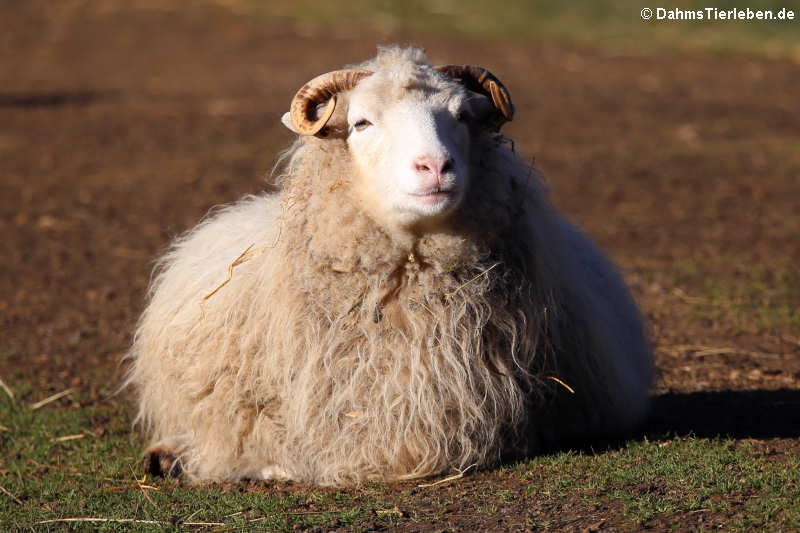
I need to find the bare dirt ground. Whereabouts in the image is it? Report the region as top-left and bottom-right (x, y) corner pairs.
(1, 2), (799, 531)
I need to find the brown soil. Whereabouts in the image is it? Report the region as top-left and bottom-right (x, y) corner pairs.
(1, 2), (798, 531)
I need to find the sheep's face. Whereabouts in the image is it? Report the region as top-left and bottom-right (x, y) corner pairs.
(345, 72), (472, 230)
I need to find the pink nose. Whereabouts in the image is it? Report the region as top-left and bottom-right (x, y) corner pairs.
(412, 155), (454, 184)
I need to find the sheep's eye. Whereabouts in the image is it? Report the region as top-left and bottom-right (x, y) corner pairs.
(354, 119), (373, 131)
(456, 110), (469, 122)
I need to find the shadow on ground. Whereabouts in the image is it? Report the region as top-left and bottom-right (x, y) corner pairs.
(645, 389), (800, 440)
(537, 389), (800, 457)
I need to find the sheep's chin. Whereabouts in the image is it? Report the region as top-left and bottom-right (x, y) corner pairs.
(390, 190), (463, 228)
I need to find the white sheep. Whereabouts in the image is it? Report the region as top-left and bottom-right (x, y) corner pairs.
(126, 46), (652, 486)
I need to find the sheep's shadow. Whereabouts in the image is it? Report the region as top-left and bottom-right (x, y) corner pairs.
(642, 388), (800, 440)
(534, 389), (800, 458)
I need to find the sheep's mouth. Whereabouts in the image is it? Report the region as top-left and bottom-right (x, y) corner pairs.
(408, 187), (460, 205)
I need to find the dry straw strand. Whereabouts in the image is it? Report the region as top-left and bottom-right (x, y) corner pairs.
(656, 344), (782, 359)
(445, 263), (499, 299)
(30, 388), (74, 410)
(129, 466), (160, 508)
(50, 433), (85, 443)
(203, 242), (270, 302)
(0, 376), (14, 403)
(417, 463), (477, 487)
(107, 484), (159, 492)
(203, 243), (258, 302)
(106, 471), (160, 492)
(0, 484), (23, 505)
(546, 376), (576, 394)
(35, 518), (226, 526)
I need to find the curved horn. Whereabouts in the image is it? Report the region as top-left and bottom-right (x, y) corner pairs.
(434, 65), (514, 125)
(289, 70), (373, 136)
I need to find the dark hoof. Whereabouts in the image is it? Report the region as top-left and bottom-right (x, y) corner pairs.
(143, 447), (182, 478)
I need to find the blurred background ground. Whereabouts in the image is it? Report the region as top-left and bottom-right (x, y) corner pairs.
(1, 1), (798, 531)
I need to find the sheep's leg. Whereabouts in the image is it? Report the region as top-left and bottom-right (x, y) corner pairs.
(142, 440), (184, 478)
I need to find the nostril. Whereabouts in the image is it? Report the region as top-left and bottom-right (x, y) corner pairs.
(413, 156), (454, 177)
(415, 161), (432, 173)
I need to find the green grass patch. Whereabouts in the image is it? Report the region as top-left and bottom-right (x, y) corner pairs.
(208, 0), (800, 60)
(519, 437), (800, 529)
(630, 256), (800, 336)
(0, 391), (382, 531)
(669, 260), (800, 334)
(1, 384), (798, 530)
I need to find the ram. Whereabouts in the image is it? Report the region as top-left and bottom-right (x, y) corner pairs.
(126, 46), (653, 486)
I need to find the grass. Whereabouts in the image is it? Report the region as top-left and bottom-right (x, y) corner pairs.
(642, 259), (800, 335)
(697, 267), (800, 333)
(0, 389), (383, 531)
(2, 384), (799, 531)
(520, 437), (800, 528)
(207, 0), (800, 60)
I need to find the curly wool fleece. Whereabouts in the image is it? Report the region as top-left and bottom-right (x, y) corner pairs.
(125, 46), (652, 486)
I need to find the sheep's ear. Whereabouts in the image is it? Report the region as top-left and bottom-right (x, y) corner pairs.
(281, 112), (302, 134)
(468, 95), (505, 131)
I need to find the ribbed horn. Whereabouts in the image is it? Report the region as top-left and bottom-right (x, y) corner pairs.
(289, 70), (373, 136)
(434, 65), (514, 125)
